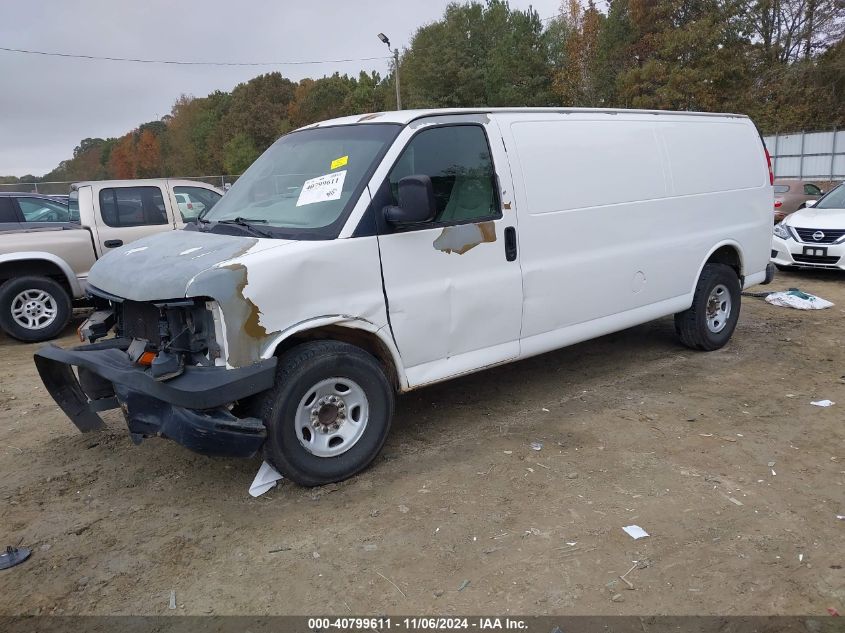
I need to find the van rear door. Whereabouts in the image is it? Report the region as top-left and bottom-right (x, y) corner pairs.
(375, 118), (523, 387)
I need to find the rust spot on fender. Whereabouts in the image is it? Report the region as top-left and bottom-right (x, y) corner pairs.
(218, 263), (273, 367)
(503, 201), (512, 210)
(432, 221), (496, 255)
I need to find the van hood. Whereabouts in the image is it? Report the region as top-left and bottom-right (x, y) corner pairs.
(87, 230), (293, 301)
(784, 206), (845, 230)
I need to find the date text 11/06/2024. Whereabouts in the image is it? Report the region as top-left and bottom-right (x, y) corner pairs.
(307, 618), (528, 630)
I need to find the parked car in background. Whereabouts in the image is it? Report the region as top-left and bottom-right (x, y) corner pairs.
(773, 179), (824, 222)
(0, 192), (74, 226)
(772, 183), (845, 270)
(0, 179), (222, 342)
(49, 195), (70, 205)
(34, 107), (774, 486)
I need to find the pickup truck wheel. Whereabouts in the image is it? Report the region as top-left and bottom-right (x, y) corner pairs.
(260, 341), (394, 487)
(674, 263), (741, 351)
(0, 276), (72, 342)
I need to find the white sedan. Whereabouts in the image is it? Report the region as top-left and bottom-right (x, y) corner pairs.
(771, 183), (845, 271)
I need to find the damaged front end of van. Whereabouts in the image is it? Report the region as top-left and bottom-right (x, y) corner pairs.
(33, 230), (286, 458)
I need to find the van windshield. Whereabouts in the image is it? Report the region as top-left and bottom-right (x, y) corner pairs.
(202, 124), (401, 238)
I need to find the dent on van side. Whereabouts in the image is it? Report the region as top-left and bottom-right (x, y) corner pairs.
(33, 107), (774, 487)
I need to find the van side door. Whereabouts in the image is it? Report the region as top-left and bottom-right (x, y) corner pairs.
(374, 119), (523, 388)
(91, 185), (177, 255)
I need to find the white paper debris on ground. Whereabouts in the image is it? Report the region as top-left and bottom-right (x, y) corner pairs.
(837, 515), (845, 520)
(622, 525), (649, 540)
(249, 461), (284, 497)
(810, 399), (835, 407)
(530, 441), (543, 451)
(765, 290), (833, 310)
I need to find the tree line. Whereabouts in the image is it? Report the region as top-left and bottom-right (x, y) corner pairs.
(6, 0), (843, 185)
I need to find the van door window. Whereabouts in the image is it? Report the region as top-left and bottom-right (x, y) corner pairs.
(804, 183), (822, 196)
(99, 187), (168, 227)
(388, 125), (500, 225)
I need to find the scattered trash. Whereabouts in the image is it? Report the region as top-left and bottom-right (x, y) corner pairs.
(458, 579), (471, 591)
(169, 590), (176, 610)
(542, 408), (550, 412)
(565, 541), (577, 546)
(799, 554), (804, 562)
(503, 450), (513, 455)
(764, 288), (834, 310)
(828, 607), (840, 617)
(610, 593), (625, 603)
(836, 515), (845, 520)
(248, 461), (283, 497)
(312, 551), (320, 559)
(0, 545), (31, 570)
(622, 525), (649, 540)
(398, 504), (409, 513)
(525, 527), (541, 537)
(811, 400), (835, 407)
(768, 461), (776, 467)
(772, 469), (777, 476)
(268, 546), (291, 553)
(530, 441), (543, 451)
(728, 497), (744, 506)
(566, 472), (579, 480)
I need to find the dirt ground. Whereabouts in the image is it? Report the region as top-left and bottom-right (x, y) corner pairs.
(1, 269), (843, 616)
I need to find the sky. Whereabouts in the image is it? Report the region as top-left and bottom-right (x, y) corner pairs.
(0, 0), (563, 178)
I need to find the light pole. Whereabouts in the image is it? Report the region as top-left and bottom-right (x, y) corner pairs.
(377, 33), (401, 110)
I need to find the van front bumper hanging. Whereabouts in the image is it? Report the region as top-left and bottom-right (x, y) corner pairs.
(34, 340), (277, 458)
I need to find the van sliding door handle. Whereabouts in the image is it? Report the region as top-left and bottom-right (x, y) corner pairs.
(504, 226), (517, 261)
(104, 239), (123, 248)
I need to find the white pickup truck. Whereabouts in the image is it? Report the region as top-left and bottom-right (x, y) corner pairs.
(0, 179), (223, 341)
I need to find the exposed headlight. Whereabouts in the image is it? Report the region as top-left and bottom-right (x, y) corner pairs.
(773, 223), (791, 240)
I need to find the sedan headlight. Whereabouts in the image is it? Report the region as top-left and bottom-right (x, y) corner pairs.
(773, 223), (792, 240)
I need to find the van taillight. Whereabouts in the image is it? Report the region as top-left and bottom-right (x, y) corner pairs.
(764, 147), (774, 185)
(774, 198), (783, 208)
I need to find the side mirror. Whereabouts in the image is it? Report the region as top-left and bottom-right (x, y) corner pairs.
(383, 175), (437, 225)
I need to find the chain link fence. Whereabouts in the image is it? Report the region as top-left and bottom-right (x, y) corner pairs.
(0, 175), (241, 196)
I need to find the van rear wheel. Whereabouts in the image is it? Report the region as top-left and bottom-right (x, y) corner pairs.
(260, 341), (394, 487)
(674, 263), (741, 351)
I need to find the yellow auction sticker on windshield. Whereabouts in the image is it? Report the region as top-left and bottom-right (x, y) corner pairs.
(330, 155), (349, 170)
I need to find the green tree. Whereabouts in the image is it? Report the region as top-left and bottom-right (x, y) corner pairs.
(223, 133), (259, 175)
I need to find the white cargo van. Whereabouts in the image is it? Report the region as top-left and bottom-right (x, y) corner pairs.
(35, 108), (774, 486)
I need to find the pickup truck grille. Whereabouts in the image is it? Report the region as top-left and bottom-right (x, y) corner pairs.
(794, 228), (845, 244)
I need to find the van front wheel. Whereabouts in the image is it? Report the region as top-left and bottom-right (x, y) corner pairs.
(260, 341), (395, 487)
(674, 263), (741, 351)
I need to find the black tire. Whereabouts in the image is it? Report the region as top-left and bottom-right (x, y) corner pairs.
(259, 340), (395, 487)
(674, 263), (741, 351)
(0, 276), (72, 343)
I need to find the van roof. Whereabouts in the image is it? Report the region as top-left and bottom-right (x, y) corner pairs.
(300, 107), (750, 130)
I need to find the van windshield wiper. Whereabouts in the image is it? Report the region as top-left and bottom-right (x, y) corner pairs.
(214, 217), (274, 238)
